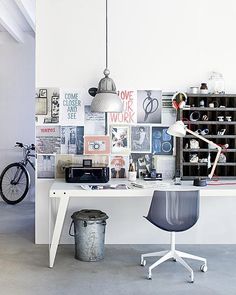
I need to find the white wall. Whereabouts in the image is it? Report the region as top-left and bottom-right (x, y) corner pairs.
(36, 0), (236, 244)
(0, 33), (35, 201)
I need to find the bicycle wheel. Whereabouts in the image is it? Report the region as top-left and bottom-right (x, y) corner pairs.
(0, 163), (30, 205)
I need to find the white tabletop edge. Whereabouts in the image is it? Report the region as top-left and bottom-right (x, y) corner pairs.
(49, 179), (236, 198)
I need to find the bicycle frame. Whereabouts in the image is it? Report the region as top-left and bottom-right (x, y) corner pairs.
(12, 145), (35, 185)
(11, 164), (26, 185)
(21, 147), (35, 170)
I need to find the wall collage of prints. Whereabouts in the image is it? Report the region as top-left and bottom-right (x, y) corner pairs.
(35, 88), (174, 179)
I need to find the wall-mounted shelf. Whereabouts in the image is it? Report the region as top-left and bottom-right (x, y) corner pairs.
(183, 107), (236, 111)
(185, 135), (236, 138)
(179, 94), (236, 180)
(183, 121), (236, 125)
(183, 162), (236, 166)
(183, 149), (236, 152)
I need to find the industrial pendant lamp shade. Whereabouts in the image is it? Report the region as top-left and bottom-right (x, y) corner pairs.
(91, 70), (123, 112)
(90, 0), (123, 113)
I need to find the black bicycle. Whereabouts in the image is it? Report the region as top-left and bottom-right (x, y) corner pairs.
(0, 142), (35, 205)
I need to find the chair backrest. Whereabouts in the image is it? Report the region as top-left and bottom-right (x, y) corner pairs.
(146, 190), (200, 232)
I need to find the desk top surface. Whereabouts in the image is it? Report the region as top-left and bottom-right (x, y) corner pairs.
(49, 179), (236, 198)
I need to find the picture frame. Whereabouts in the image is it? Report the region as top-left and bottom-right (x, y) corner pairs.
(51, 96), (59, 118)
(152, 126), (173, 155)
(39, 89), (47, 98)
(110, 155), (129, 179)
(36, 97), (48, 115)
(131, 125), (151, 153)
(84, 136), (110, 155)
(131, 153), (153, 176)
(137, 90), (162, 124)
(110, 125), (130, 154)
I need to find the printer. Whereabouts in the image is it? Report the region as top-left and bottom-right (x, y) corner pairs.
(65, 160), (109, 183)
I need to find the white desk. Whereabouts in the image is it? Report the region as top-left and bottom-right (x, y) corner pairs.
(49, 179), (236, 268)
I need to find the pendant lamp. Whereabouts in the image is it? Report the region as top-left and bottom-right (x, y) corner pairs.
(91, 0), (123, 113)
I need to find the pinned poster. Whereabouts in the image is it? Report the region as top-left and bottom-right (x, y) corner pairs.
(35, 87), (60, 125)
(36, 126), (61, 154)
(137, 90), (162, 124)
(108, 90), (137, 124)
(59, 89), (84, 125)
(84, 105), (105, 135)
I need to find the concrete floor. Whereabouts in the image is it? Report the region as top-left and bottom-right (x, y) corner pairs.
(0, 202), (235, 295)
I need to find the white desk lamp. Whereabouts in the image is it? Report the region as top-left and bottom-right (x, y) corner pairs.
(167, 121), (222, 186)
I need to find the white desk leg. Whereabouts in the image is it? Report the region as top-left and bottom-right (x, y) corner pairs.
(49, 196), (69, 268)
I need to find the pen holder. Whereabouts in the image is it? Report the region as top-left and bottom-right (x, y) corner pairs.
(128, 171), (137, 182)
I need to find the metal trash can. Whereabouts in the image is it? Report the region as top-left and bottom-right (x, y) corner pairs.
(69, 209), (109, 262)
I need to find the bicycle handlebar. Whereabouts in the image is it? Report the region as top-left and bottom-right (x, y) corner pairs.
(15, 142), (35, 150)
(16, 142), (23, 148)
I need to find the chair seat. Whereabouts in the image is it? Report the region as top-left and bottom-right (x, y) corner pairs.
(140, 189), (207, 283)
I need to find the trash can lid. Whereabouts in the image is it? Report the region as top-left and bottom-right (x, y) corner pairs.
(71, 209), (109, 221)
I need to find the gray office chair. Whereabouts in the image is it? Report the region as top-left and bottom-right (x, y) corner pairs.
(141, 190), (207, 283)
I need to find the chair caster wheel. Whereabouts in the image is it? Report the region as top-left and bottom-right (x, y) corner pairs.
(172, 258), (177, 262)
(147, 274), (152, 280)
(200, 264), (208, 272)
(189, 274), (194, 283)
(140, 258), (146, 266)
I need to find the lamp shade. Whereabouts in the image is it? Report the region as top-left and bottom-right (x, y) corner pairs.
(167, 121), (186, 137)
(91, 92), (123, 112)
(91, 70), (123, 113)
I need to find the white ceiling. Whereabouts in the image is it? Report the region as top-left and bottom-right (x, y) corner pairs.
(0, 0), (35, 42)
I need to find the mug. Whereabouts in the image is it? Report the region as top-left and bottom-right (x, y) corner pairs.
(209, 103), (214, 108)
(128, 171), (137, 182)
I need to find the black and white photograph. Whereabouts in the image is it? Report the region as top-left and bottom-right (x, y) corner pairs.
(131, 153), (153, 177)
(37, 155), (55, 178)
(36, 87), (60, 124)
(137, 90), (162, 124)
(39, 89), (47, 98)
(60, 126), (84, 154)
(131, 125), (151, 152)
(51, 95), (59, 119)
(152, 126), (173, 155)
(84, 105), (105, 135)
(36, 126), (61, 154)
(111, 126), (130, 154)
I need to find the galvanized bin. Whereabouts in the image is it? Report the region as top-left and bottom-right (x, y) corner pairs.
(69, 209), (109, 262)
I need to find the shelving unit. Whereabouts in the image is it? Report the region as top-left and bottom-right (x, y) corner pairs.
(179, 94), (236, 180)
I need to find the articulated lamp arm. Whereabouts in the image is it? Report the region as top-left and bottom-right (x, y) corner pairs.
(186, 128), (222, 179)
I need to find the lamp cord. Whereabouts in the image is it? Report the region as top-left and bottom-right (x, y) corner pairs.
(105, 0), (108, 70)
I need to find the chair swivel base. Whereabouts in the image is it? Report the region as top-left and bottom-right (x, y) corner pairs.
(141, 249), (207, 283)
